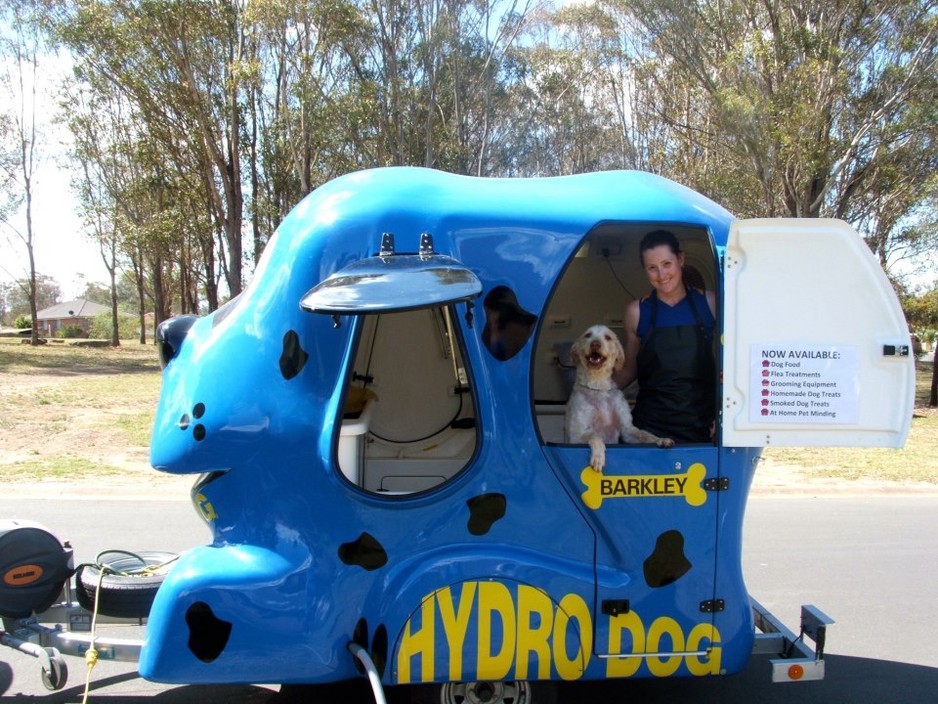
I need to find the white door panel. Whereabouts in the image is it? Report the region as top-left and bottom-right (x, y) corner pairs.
(722, 218), (913, 448)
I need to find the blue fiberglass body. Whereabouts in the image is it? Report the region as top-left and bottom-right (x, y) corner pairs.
(140, 168), (759, 686)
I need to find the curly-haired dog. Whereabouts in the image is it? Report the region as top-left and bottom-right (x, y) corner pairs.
(564, 325), (674, 472)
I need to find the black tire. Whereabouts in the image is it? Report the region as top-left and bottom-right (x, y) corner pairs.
(410, 680), (558, 704)
(75, 550), (177, 619)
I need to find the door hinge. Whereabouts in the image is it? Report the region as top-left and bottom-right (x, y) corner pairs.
(700, 599), (725, 614)
(704, 477), (730, 492)
(602, 599), (630, 617)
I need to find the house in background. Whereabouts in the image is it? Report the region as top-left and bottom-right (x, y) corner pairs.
(35, 299), (109, 337)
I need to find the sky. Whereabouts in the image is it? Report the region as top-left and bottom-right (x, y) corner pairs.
(0, 161), (110, 301)
(0, 39), (110, 302)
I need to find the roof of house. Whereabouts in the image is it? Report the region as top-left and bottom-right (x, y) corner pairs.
(36, 299), (109, 321)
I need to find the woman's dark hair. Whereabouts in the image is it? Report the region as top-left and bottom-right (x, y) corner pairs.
(639, 229), (682, 260)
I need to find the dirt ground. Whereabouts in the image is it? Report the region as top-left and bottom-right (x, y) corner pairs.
(0, 362), (193, 499)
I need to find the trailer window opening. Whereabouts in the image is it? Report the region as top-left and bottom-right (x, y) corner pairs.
(336, 304), (478, 494)
(533, 223), (719, 446)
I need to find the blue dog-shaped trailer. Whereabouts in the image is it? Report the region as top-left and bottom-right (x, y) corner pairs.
(141, 168), (913, 702)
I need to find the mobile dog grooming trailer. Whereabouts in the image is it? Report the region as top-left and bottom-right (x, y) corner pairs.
(1, 168), (913, 702)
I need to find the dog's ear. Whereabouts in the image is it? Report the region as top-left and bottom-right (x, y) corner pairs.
(612, 336), (625, 371)
(570, 341), (581, 366)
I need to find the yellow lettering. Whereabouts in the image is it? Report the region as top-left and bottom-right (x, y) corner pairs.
(437, 583), (476, 681)
(396, 582), (722, 685)
(646, 617), (685, 677)
(581, 463), (708, 509)
(553, 593), (591, 680)
(194, 493), (218, 521)
(605, 611), (645, 678)
(685, 623), (722, 676)
(397, 593), (436, 684)
(516, 585), (554, 680)
(477, 582), (516, 679)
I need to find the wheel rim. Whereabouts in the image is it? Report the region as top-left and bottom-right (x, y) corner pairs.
(439, 680), (530, 704)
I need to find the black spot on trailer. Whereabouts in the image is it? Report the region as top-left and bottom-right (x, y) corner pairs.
(338, 533), (388, 571)
(351, 618), (369, 675)
(185, 601), (232, 663)
(643, 530), (692, 588)
(348, 619), (387, 677)
(179, 404), (207, 440)
(372, 624), (388, 677)
(279, 330), (309, 380)
(466, 493), (507, 536)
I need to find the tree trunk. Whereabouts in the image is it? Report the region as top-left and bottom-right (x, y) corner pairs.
(930, 346), (937, 407)
(110, 270), (120, 347)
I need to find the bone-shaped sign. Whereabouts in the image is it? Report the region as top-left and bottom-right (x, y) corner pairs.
(580, 463), (708, 510)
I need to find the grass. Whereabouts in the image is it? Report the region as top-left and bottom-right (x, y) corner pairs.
(0, 336), (160, 374)
(0, 338), (161, 482)
(1, 337), (936, 485)
(4, 455), (129, 482)
(761, 360), (938, 483)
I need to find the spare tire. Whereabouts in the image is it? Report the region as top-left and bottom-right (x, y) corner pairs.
(75, 551), (177, 619)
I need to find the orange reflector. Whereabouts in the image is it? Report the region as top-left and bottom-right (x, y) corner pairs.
(788, 664), (805, 680)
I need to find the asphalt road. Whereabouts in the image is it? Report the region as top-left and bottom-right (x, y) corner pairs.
(2, 492), (937, 703)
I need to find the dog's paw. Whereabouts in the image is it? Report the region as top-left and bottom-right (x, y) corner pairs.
(589, 454), (605, 473)
(657, 437), (675, 448)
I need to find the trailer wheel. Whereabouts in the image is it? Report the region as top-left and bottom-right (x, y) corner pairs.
(40, 648), (68, 691)
(75, 551), (177, 619)
(412, 680), (557, 704)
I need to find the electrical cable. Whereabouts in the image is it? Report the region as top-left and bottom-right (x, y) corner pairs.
(603, 252), (637, 299)
(357, 311), (471, 445)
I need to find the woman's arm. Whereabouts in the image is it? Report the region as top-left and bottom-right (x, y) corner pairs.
(705, 289), (716, 318)
(616, 299), (641, 389)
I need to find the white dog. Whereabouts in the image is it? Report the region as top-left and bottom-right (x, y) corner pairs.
(564, 324), (674, 472)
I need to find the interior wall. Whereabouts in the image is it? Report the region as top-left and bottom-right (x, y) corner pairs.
(352, 309), (465, 443)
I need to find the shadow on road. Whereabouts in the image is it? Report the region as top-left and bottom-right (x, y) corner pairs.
(558, 654), (938, 703)
(2, 655), (936, 702)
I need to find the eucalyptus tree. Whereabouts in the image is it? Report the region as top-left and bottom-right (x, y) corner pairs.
(903, 285), (938, 405)
(244, 0), (371, 258)
(333, 0), (543, 175)
(54, 0), (249, 301)
(616, 0), (938, 280)
(0, 0), (47, 344)
(501, 2), (642, 176)
(426, 0), (543, 176)
(70, 110), (122, 344)
(62, 69), (215, 344)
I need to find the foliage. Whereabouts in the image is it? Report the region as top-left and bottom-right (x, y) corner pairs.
(7, 0), (932, 315)
(78, 281), (112, 306)
(89, 310), (137, 340)
(904, 287), (938, 330)
(57, 324), (84, 338)
(14, 314), (31, 329)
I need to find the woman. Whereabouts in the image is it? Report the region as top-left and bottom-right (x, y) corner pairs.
(618, 230), (717, 443)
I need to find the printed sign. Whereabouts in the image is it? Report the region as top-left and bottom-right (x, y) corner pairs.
(750, 344), (859, 424)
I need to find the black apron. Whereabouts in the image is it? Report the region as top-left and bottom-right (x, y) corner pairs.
(632, 291), (715, 443)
